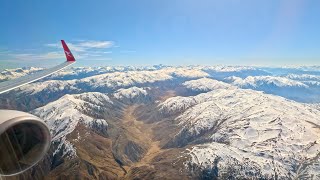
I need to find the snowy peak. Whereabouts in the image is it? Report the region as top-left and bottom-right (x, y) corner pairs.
(227, 76), (308, 88)
(159, 96), (197, 115)
(33, 92), (110, 141)
(18, 80), (78, 95)
(114, 87), (148, 99)
(163, 67), (209, 78)
(74, 92), (113, 106)
(0, 67), (44, 81)
(183, 77), (235, 92)
(113, 86), (151, 104)
(81, 70), (172, 89)
(80, 67), (209, 89)
(224, 75), (320, 102)
(203, 65), (256, 72)
(285, 74), (320, 87)
(286, 74), (320, 81)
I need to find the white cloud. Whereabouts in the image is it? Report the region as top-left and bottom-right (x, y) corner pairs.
(46, 40), (114, 52)
(78, 41), (114, 48)
(46, 43), (85, 52)
(10, 51), (65, 60)
(65, 43), (87, 52)
(46, 43), (59, 48)
(87, 51), (112, 54)
(87, 57), (112, 61)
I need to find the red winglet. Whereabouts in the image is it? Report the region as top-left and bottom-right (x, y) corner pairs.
(61, 40), (76, 62)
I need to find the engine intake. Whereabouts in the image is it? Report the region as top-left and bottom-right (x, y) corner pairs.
(0, 110), (51, 176)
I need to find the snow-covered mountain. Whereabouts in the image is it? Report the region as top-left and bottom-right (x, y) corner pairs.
(159, 82), (320, 179)
(0, 67), (43, 81)
(32, 92), (112, 158)
(285, 74), (320, 88)
(226, 75), (308, 88)
(224, 75), (320, 103)
(13, 67), (210, 94)
(202, 65), (271, 81)
(113, 86), (151, 104)
(182, 77), (235, 92)
(286, 74), (320, 81)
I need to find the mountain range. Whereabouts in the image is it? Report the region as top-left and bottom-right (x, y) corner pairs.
(0, 65), (319, 179)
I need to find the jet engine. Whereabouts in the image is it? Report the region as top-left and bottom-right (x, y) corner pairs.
(0, 110), (51, 176)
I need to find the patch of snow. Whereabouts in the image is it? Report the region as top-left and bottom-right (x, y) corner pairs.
(183, 77), (235, 92)
(203, 65), (256, 72)
(226, 76), (308, 88)
(114, 87), (148, 100)
(286, 74), (320, 81)
(17, 80), (78, 94)
(159, 96), (197, 115)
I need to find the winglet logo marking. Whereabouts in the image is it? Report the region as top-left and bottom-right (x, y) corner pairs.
(65, 50), (72, 57)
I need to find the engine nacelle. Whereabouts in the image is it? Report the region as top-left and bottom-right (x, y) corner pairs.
(0, 110), (51, 176)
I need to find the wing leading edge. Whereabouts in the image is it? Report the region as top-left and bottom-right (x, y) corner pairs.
(0, 40), (75, 94)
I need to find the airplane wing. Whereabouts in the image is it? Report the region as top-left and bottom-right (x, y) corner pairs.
(0, 40), (75, 94)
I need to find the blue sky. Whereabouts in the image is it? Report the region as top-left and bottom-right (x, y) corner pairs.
(0, 0), (319, 68)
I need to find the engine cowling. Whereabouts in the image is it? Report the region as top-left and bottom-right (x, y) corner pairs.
(0, 110), (51, 176)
